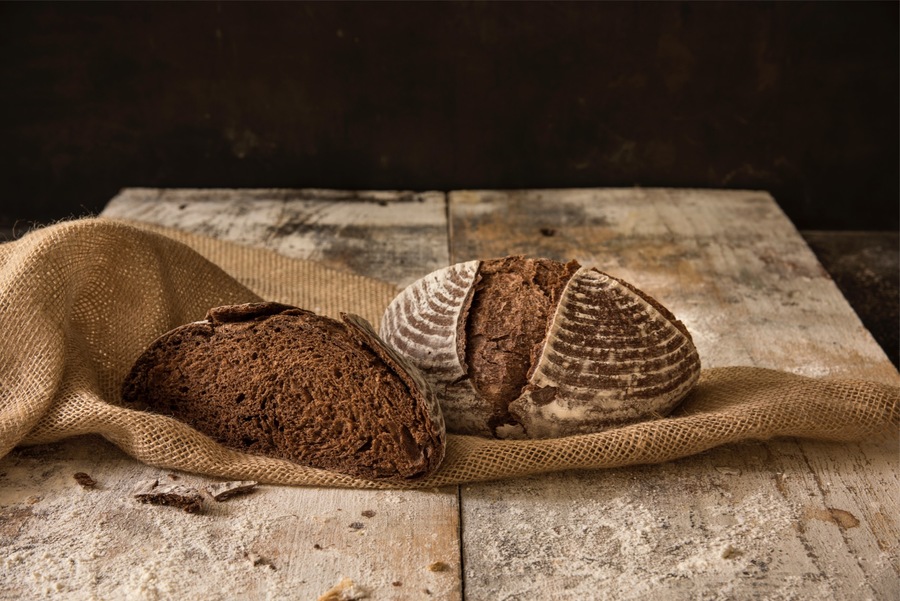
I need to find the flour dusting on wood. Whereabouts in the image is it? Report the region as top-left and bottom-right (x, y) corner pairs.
(461, 443), (897, 601)
(0, 439), (460, 600)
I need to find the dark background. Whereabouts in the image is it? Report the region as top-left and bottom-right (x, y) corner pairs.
(1, 1), (897, 230)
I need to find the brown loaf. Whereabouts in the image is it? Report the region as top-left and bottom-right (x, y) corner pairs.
(121, 302), (445, 482)
(380, 256), (702, 439)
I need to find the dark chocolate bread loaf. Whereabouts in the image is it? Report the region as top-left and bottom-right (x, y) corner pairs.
(122, 302), (445, 482)
(381, 256), (701, 439)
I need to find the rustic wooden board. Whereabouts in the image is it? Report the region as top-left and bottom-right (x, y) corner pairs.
(102, 188), (449, 288)
(1, 439), (459, 600)
(3, 187), (896, 600)
(449, 188), (899, 601)
(1, 189), (461, 601)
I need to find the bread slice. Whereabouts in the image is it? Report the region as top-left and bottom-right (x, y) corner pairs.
(121, 302), (445, 483)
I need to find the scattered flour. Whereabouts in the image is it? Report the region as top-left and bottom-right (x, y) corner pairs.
(461, 465), (857, 601)
(0, 440), (459, 601)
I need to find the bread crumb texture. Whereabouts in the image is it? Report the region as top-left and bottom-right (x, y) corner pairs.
(122, 303), (443, 482)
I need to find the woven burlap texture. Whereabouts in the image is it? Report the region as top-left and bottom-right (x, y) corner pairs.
(1, 218), (897, 489)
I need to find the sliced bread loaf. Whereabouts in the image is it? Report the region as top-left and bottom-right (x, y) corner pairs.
(121, 302), (445, 483)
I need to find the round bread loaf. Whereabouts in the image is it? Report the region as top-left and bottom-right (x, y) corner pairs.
(122, 302), (445, 482)
(380, 256), (701, 439)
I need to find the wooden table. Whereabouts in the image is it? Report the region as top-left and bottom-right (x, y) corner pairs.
(2, 188), (897, 600)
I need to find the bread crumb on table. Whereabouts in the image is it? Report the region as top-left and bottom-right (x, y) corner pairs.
(205, 480), (258, 501)
(132, 479), (203, 514)
(244, 551), (276, 571)
(73, 472), (97, 488)
(317, 577), (370, 601)
(427, 561), (450, 573)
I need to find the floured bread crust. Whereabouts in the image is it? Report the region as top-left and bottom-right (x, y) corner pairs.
(381, 257), (701, 439)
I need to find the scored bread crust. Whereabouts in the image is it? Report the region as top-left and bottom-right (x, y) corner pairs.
(381, 256), (701, 439)
(121, 302), (445, 482)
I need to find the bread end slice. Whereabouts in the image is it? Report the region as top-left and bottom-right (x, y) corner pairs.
(122, 302), (445, 483)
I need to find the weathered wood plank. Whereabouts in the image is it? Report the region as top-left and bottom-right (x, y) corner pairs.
(1, 189), (461, 601)
(7, 187), (897, 600)
(1, 439), (460, 601)
(449, 188), (899, 601)
(449, 188), (897, 382)
(102, 188), (448, 287)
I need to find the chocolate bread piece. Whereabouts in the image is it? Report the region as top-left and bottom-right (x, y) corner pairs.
(121, 302), (445, 483)
(461, 256), (580, 432)
(381, 256), (701, 438)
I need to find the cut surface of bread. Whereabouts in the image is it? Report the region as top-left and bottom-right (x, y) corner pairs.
(121, 302), (445, 482)
(462, 256), (580, 432)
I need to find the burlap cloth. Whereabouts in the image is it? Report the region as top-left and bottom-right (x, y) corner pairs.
(1, 218), (897, 489)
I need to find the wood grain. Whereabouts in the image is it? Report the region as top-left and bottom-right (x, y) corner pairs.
(1, 439), (460, 600)
(102, 188), (448, 288)
(4, 187), (896, 600)
(1, 189), (460, 601)
(449, 188), (899, 601)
